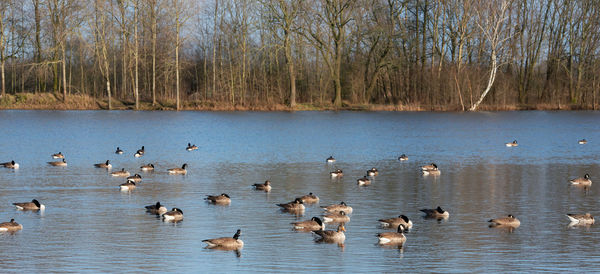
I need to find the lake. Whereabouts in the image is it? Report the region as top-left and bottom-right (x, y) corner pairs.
(0, 110), (599, 272)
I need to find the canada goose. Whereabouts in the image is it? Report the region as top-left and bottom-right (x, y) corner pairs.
(52, 152), (64, 159)
(323, 211), (350, 223)
(330, 169), (343, 177)
(420, 206), (449, 219)
(140, 163), (154, 171)
(367, 167), (379, 176)
(134, 146), (145, 157)
(203, 229), (243, 249)
(326, 156), (336, 163)
(252, 180), (271, 192)
(377, 224), (407, 246)
(567, 213), (594, 225)
(357, 176), (371, 186)
(277, 198), (305, 212)
(48, 159), (67, 166)
(321, 201), (353, 214)
(115, 147), (124, 154)
(186, 143), (198, 151)
(94, 160), (112, 169)
(422, 166), (441, 176)
(205, 193), (231, 205)
(506, 140), (518, 147)
(570, 174), (592, 186)
(398, 154), (408, 161)
(313, 224), (346, 243)
(379, 215), (413, 229)
(111, 168), (130, 177)
(119, 180), (136, 191)
(168, 164), (187, 174)
(421, 163), (437, 171)
(292, 217), (325, 231)
(126, 173), (142, 183)
(145, 202), (167, 215)
(1, 160), (19, 169)
(13, 199), (45, 210)
(162, 208), (183, 221)
(297, 193), (319, 204)
(579, 139), (587, 144)
(0, 219), (22, 232)
(488, 214), (520, 227)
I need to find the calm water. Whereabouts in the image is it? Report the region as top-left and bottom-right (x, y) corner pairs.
(1, 110), (599, 272)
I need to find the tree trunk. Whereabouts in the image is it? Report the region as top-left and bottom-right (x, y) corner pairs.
(134, 0), (139, 109)
(469, 52), (497, 111)
(62, 45), (67, 102)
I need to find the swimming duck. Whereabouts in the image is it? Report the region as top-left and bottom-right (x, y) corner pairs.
(115, 147), (124, 154)
(167, 163), (187, 174)
(420, 206), (449, 219)
(326, 156), (336, 163)
(367, 167), (379, 176)
(145, 202), (167, 215)
(567, 213), (594, 225)
(277, 198), (305, 212)
(488, 214), (520, 227)
(119, 180), (136, 191)
(297, 193), (319, 204)
(378, 215), (413, 229)
(186, 143), (198, 151)
(94, 160), (112, 169)
(505, 140), (518, 147)
(321, 201), (353, 214)
(578, 139), (587, 145)
(570, 174), (592, 186)
(0, 219), (22, 232)
(292, 217), (325, 231)
(203, 229), (243, 250)
(52, 152), (64, 159)
(126, 173), (142, 183)
(13, 199), (45, 210)
(398, 154), (408, 161)
(330, 169), (343, 177)
(111, 168), (131, 177)
(252, 180), (271, 192)
(313, 224), (345, 243)
(323, 211), (350, 223)
(140, 163), (155, 171)
(48, 159), (67, 166)
(205, 193), (231, 205)
(357, 176), (371, 186)
(377, 224), (407, 246)
(134, 146), (145, 157)
(162, 208), (183, 222)
(1, 160), (19, 169)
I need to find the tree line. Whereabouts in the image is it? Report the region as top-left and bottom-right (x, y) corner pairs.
(0, 0), (598, 110)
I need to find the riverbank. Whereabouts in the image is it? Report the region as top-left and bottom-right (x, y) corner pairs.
(0, 92), (594, 111)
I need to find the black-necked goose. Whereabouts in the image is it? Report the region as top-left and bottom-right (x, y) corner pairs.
(488, 214), (520, 227)
(111, 168), (130, 177)
(126, 173), (142, 183)
(420, 206), (449, 219)
(48, 159), (67, 166)
(13, 199), (45, 210)
(94, 160), (112, 169)
(0, 219), (22, 232)
(379, 215), (413, 229)
(205, 193), (231, 205)
(292, 217), (325, 231)
(326, 156), (336, 163)
(297, 192), (319, 204)
(167, 163), (187, 174)
(186, 143), (198, 151)
(115, 147), (124, 154)
(357, 176), (371, 186)
(203, 229), (243, 249)
(377, 224), (407, 246)
(119, 180), (136, 191)
(140, 163), (154, 171)
(567, 213), (594, 225)
(505, 140), (518, 147)
(252, 180), (271, 192)
(578, 139), (587, 144)
(134, 146), (145, 157)
(162, 208), (183, 222)
(398, 154), (408, 161)
(313, 224), (345, 243)
(1, 160), (19, 169)
(323, 211), (350, 223)
(321, 201), (353, 214)
(570, 174), (592, 186)
(277, 198), (305, 212)
(330, 169), (343, 177)
(52, 152), (64, 159)
(367, 167), (378, 176)
(145, 202), (167, 215)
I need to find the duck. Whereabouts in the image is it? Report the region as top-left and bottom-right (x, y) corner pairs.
(48, 159), (67, 166)
(94, 160), (112, 169)
(505, 140), (518, 147)
(321, 201), (353, 214)
(377, 224), (407, 246)
(167, 163), (187, 174)
(126, 173), (142, 183)
(313, 224), (345, 243)
(277, 198), (305, 212)
(0, 219), (22, 232)
(330, 169), (343, 177)
(52, 152), (64, 159)
(488, 214), (520, 227)
(570, 174), (592, 186)
(115, 147), (124, 154)
(162, 208), (183, 221)
(13, 199), (45, 210)
(119, 180), (136, 191)
(567, 213), (594, 225)
(203, 229), (243, 250)
(134, 146), (145, 157)
(145, 202), (167, 215)
(326, 156), (336, 163)
(367, 167), (379, 176)
(357, 176), (371, 186)
(323, 211), (350, 223)
(111, 168), (130, 177)
(292, 217), (325, 231)
(378, 215), (413, 229)
(205, 193), (231, 205)
(1, 160), (19, 169)
(252, 180), (271, 192)
(420, 206), (449, 219)
(297, 192), (319, 204)
(578, 139), (587, 145)
(398, 154), (408, 161)
(186, 143), (198, 151)
(140, 163), (155, 171)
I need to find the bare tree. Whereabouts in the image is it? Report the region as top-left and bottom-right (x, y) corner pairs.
(93, 0), (112, 109)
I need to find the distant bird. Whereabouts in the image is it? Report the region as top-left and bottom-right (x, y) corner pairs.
(277, 198), (305, 212)
(569, 174), (592, 186)
(326, 156), (336, 163)
(1, 160), (19, 169)
(379, 215), (413, 229)
(505, 140), (518, 147)
(186, 143), (198, 151)
(48, 159), (67, 166)
(367, 167), (379, 177)
(578, 139), (587, 145)
(205, 193), (231, 205)
(422, 166), (441, 176)
(420, 206), (449, 219)
(357, 176), (371, 186)
(252, 180), (271, 192)
(162, 208), (183, 222)
(0, 219), (22, 232)
(566, 213), (594, 225)
(313, 224), (346, 243)
(297, 192), (319, 204)
(115, 147), (124, 154)
(119, 180), (136, 191)
(398, 154), (408, 161)
(111, 168), (130, 177)
(488, 214), (520, 228)
(52, 152), (64, 159)
(323, 211), (350, 223)
(134, 146), (145, 157)
(292, 217), (325, 231)
(145, 202), (167, 215)
(330, 169), (343, 178)
(167, 163), (187, 174)
(13, 199), (45, 210)
(421, 163), (437, 171)
(321, 201), (353, 214)
(94, 160), (112, 169)
(126, 173), (142, 183)
(140, 163), (155, 171)
(203, 229), (243, 250)
(377, 224), (407, 246)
